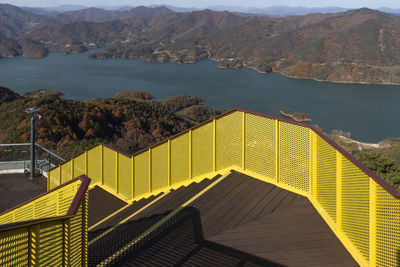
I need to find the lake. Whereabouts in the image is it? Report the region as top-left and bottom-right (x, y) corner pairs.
(0, 50), (399, 143)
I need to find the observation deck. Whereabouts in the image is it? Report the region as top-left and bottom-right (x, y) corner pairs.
(1, 108), (399, 266)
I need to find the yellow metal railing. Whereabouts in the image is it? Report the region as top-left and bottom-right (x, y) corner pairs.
(0, 175), (89, 266)
(48, 109), (400, 266)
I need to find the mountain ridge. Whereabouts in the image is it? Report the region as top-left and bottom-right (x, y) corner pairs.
(2, 5), (400, 84)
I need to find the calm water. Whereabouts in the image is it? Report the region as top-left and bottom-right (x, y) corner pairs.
(0, 50), (399, 143)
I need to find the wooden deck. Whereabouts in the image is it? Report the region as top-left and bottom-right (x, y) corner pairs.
(87, 171), (358, 266)
(88, 186), (127, 228)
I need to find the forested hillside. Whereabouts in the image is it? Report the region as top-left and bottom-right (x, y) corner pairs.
(0, 87), (220, 158)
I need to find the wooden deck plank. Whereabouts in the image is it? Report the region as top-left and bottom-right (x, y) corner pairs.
(199, 178), (254, 235)
(203, 178), (271, 237)
(89, 193), (160, 232)
(209, 178), (276, 235)
(88, 186), (127, 227)
(236, 186), (282, 225)
(189, 171), (247, 211)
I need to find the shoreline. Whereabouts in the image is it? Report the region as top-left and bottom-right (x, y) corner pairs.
(3, 50), (400, 86)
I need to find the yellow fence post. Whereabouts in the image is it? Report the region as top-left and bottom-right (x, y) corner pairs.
(63, 219), (71, 266)
(275, 120), (280, 184)
(213, 119), (216, 172)
(131, 156), (135, 200)
(47, 173), (50, 191)
(116, 151), (119, 194)
(59, 165), (62, 187)
(85, 150), (88, 175)
(28, 225), (40, 266)
(242, 111), (246, 170)
(189, 130), (193, 179)
(369, 180), (377, 266)
(149, 148), (152, 193)
(309, 130), (312, 195)
(71, 157), (74, 179)
(336, 151), (342, 231)
(101, 146), (104, 186)
(168, 140), (171, 186)
(312, 131), (317, 198)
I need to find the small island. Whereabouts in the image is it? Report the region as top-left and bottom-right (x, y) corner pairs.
(280, 109), (311, 122)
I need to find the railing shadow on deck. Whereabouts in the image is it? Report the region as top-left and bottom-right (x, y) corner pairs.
(89, 206), (284, 267)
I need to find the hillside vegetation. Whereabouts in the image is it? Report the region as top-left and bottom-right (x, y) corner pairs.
(0, 87), (221, 158)
(331, 133), (400, 190)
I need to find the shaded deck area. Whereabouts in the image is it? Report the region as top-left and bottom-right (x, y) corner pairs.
(0, 173), (47, 213)
(87, 171), (357, 266)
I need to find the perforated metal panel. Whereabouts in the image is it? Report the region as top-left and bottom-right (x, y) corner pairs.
(151, 143), (168, 191)
(341, 156), (370, 261)
(70, 205), (83, 266)
(216, 111), (242, 170)
(245, 114), (276, 181)
(279, 122), (310, 193)
(376, 183), (400, 267)
(61, 161), (72, 184)
(0, 180), (81, 224)
(315, 135), (337, 222)
(0, 227), (29, 266)
(73, 153), (86, 177)
(38, 220), (63, 266)
(192, 122), (213, 177)
(118, 154), (132, 199)
(87, 145), (102, 185)
(171, 133), (189, 185)
(103, 147), (116, 191)
(49, 166), (61, 189)
(134, 150), (149, 197)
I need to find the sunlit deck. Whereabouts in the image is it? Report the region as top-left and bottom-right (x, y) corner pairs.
(87, 171), (356, 266)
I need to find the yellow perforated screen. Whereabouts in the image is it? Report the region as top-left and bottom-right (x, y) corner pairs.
(134, 150), (149, 197)
(103, 147), (116, 191)
(0, 227), (29, 266)
(245, 114), (276, 181)
(151, 143), (168, 191)
(61, 161), (72, 184)
(38, 220), (63, 266)
(87, 146), (102, 185)
(192, 122), (213, 177)
(279, 122), (310, 193)
(118, 154), (132, 199)
(315, 135), (337, 222)
(216, 111), (242, 170)
(341, 156), (370, 260)
(171, 133), (189, 185)
(376, 183), (400, 266)
(73, 153), (86, 177)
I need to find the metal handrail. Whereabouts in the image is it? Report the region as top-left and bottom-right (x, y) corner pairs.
(0, 143), (30, 147)
(0, 143), (65, 162)
(35, 143), (66, 162)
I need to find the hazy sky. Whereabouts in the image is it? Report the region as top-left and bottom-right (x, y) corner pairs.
(4, 0), (400, 9)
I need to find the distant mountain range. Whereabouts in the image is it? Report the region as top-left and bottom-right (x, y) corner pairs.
(21, 4), (400, 16)
(2, 4), (400, 84)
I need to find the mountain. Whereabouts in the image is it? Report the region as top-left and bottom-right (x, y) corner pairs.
(0, 4), (54, 38)
(2, 4), (400, 84)
(206, 5), (351, 16)
(42, 5), (88, 12)
(83, 8), (400, 84)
